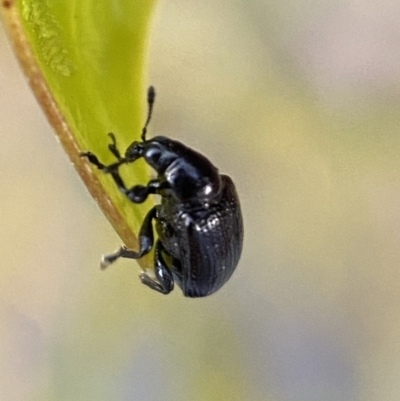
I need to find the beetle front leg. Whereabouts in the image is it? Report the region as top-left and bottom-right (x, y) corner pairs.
(79, 152), (106, 169)
(139, 240), (174, 295)
(107, 133), (123, 160)
(80, 135), (144, 173)
(101, 206), (157, 268)
(80, 134), (124, 169)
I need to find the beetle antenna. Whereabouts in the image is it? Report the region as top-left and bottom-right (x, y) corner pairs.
(141, 86), (156, 142)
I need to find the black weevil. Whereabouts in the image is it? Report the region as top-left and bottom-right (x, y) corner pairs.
(81, 87), (243, 297)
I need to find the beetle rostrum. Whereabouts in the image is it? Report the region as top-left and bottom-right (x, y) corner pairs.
(80, 87), (243, 297)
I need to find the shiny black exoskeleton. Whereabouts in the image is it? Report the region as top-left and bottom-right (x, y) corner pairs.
(81, 87), (243, 297)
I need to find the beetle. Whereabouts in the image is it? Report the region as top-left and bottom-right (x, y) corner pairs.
(80, 87), (243, 297)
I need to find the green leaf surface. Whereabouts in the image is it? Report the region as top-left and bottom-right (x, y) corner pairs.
(2, 0), (157, 268)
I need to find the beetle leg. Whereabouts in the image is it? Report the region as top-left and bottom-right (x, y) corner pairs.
(81, 135), (144, 173)
(100, 206), (157, 268)
(80, 134), (122, 169)
(107, 133), (122, 160)
(79, 152), (106, 169)
(80, 150), (128, 172)
(125, 179), (170, 203)
(139, 240), (174, 294)
(108, 173), (169, 203)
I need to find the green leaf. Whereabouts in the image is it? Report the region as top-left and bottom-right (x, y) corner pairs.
(2, 0), (158, 268)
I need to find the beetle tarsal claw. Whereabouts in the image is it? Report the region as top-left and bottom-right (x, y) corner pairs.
(100, 245), (128, 269)
(100, 256), (112, 270)
(139, 273), (152, 285)
(100, 253), (117, 269)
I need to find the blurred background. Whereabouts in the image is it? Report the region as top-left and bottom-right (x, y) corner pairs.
(2, 0), (400, 400)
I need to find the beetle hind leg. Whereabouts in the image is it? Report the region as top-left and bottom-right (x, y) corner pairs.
(139, 240), (174, 295)
(100, 246), (141, 269)
(100, 207), (156, 268)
